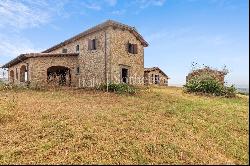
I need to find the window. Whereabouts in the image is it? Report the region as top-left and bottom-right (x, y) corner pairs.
(62, 48), (67, 53)
(151, 74), (154, 84)
(164, 79), (168, 85)
(128, 43), (138, 54)
(16, 68), (18, 80)
(76, 67), (80, 74)
(155, 75), (159, 84)
(76, 45), (80, 52)
(88, 39), (97, 50)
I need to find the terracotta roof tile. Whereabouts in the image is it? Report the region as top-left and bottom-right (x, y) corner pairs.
(144, 67), (169, 78)
(1, 53), (79, 68)
(42, 20), (149, 53)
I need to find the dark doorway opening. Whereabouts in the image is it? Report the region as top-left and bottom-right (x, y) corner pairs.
(155, 75), (159, 84)
(121, 68), (128, 83)
(47, 66), (71, 86)
(9, 70), (14, 83)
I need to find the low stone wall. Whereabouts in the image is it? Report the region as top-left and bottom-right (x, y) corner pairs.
(8, 56), (79, 87)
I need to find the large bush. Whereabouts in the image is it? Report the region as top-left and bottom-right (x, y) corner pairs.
(184, 74), (236, 97)
(97, 83), (137, 94)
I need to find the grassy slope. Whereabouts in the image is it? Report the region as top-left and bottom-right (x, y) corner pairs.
(0, 87), (248, 164)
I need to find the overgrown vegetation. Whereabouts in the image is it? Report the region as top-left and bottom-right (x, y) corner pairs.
(0, 82), (29, 91)
(0, 87), (248, 164)
(184, 64), (236, 97)
(97, 83), (137, 94)
(184, 74), (236, 97)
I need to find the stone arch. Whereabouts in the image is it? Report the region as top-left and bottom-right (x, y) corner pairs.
(9, 70), (14, 83)
(47, 66), (71, 86)
(20, 65), (27, 82)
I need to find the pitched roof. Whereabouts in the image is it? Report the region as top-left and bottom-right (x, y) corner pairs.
(42, 20), (149, 53)
(144, 67), (169, 78)
(1, 53), (79, 68)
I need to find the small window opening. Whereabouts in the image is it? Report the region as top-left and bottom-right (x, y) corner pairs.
(62, 48), (67, 53)
(76, 45), (80, 52)
(76, 67), (80, 74)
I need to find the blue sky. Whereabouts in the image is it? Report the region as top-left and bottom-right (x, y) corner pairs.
(0, 0), (249, 87)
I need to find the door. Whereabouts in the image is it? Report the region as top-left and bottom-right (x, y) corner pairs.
(121, 68), (128, 83)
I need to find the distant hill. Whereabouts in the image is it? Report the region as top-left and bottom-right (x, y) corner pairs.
(237, 88), (249, 95)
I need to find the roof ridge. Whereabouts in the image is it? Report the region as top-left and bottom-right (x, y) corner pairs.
(144, 67), (169, 78)
(42, 20), (148, 53)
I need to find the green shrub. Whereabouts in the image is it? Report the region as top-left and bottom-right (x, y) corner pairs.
(97, 83), (137, 94)
(222, 85), (237, 98)
(0, 82), (29, 91)
(184, 74), (236, 97)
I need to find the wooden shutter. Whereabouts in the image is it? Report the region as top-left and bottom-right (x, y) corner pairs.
(134, 44), (138, 54)
(95, 38), (98, 50)
(128, 43), (132, 53)
(127, 43), (130, 53)
(93, 39), (96, 50)
(88, 39), (92, 50)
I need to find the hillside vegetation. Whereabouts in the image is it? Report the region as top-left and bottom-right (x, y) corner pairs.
(0, 87), (248, 164)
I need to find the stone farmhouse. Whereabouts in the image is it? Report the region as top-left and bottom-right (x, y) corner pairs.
(144, 67), (169, 86)
(1, 20), (169, 87)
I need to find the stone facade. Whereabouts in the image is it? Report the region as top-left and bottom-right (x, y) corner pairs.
(2, 20), (149, 87)
(7, 54), (78, 87)
(186, 67), (226, 85)
(109, 27), (145, 85)
(144, 67), (169, 86)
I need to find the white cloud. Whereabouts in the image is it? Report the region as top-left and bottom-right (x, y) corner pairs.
(82, 2), (102, 11)
(146, 27), (229, 47)
(0, 0), (69, 62)
(105, 0), (117, 6)
(0, 33), (41, 58)
(136, 0), (166, 8)
(111, 9), (126, 15)
(0, 0), (69, 30)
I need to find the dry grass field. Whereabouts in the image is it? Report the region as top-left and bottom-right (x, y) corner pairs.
(0, 86), (248, 164)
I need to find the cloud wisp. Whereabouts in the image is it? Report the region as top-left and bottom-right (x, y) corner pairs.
(0, 0), (69, 30)
(136, 0), (166, 9)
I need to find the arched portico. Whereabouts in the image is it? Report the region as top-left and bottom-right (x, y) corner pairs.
(20, 65), (27, 82)
(47, 66), (71, 86)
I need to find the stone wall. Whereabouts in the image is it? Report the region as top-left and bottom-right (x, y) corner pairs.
(8, 59), (31, 84)
(48, 27), (112, 87)
(48, 26), (145, 86)
(7, 24), (147, 87)
(109, 27), (145, 85)
(29, 56), (78, 86)
(8, 56), (78, 86)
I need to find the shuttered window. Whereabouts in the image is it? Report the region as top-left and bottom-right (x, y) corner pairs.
(88, 39), (97, 50)
(128, 43), (138, 54)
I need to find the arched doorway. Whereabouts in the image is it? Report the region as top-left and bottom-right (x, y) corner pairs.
(9, 70), (14, 83)
(20, 65), (27, 82)
(47, 66), (71, 86)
